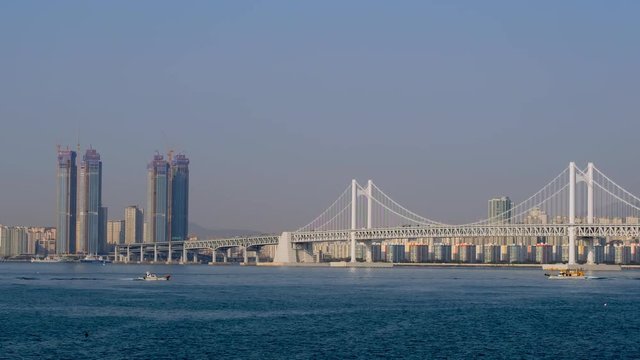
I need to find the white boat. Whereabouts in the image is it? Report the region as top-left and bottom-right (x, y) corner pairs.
(136, 271), (171, 281)
(546, 269), (587, 280)
(80, 255), (112, 264)
(31, 257), (61, 263)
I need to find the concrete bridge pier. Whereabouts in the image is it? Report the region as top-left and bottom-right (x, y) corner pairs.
(139, 245), (144, 262)
(193, 251), (198, 264)
(274, 232), (295, 264)
(182, 245), (187, 264)
(126, 246), (130, 263)
(153, 244), (158, 263)
(243, 246), (249, 264)
(209, 248), (217, 264)
(223, 253), (228, 263)
(167, 243), (173, 264)
(364, 241), (373, 263)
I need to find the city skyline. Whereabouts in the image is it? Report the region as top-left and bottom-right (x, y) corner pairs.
(1, 2), (640, 233)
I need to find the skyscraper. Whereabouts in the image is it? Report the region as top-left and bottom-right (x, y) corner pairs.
(170, 154), (189, 241)
(488, 196), (513, 225)
(106, 220), (124, 251)
(56, 148), (77, 255)
(146, 154), (169, 243)
(124, 206), (143, 244)
(76, 148), (105, 254)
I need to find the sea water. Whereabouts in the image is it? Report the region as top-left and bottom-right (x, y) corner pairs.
(1, 263), (639, 359)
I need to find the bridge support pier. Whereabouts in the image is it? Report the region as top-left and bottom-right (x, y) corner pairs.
(209, 248), (217, 264)
(167, 243), (173, 264)
(223, 252), (228, 263)
(126, 246), (130, 263)
(364, 241), (373, 263)
(274, 232), (295, 263)
(154, 244), (158, 263)
(243, 246), (248, 264)
(193, 251), (198, 264)
(587, 245), (595, 265)
(139, 245), (144, 263)
(182, 245), (187, 264)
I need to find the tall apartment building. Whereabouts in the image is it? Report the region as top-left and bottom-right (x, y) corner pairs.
(56, 148), (77, 254)
(145, 152), (190, 243)
(77, 148), (106, 254)
(488, 196), (513, 225)
(124, 206), (144, 244)
(146, 154), (169, 243)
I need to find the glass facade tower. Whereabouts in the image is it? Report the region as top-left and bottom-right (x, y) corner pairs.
(146, 154), (169, 243)
(77, 148), (104, 254)
(125, 206), (144, 244)
(488, 197), (513, 225)
(170, 154), (189, 241)
(56, 149), (77, 255)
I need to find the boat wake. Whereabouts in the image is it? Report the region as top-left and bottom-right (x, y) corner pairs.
(49, 277), (104, 281)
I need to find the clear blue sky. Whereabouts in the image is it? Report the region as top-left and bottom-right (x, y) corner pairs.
(1, 1), (639, 232)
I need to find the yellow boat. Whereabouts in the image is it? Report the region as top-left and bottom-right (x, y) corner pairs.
(545, 269), (587, 280)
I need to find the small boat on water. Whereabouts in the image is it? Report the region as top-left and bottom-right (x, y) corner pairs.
(545, 269), (587, 280)
(136, 271), (171, 281)
(31, 257), (61, 263)
(80, 255), (112, 264)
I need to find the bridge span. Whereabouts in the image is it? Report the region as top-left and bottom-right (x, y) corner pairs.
(115, 162), (640, 265)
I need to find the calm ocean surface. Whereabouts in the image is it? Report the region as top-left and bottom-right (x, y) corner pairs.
(1, 263), (639, 359)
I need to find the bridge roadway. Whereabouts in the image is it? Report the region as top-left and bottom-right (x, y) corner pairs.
(115, 224), (640, 260)
(291, 224), (640, 243)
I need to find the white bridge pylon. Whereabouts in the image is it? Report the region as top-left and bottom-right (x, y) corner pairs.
(293, 162), (640, 264)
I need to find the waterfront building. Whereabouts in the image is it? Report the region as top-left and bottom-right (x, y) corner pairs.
(457, 243), (476, 263)
(432, 244), (452, 262)
(593, 245), (605, 264)
(500, 245), (509, 262)
(0, 226), (29, 257)
(561, 245), (579, 263)
(76, 148), (105, 255)
(408, 244), (429, 263)
(507, 244), (525, 263)
(107, 220), (125, 251)
(483, 244), (501, 263)
(525, 207), (548, 224)
(27, 227), (56, 255)
(385, 244), (405, 263)
(56, 148), (77, 254)
(553, 245), (562, 263)
(145, 154), (170, 243)
(371, 244), (382, 262)
(631, 245), (640, 264)
(124, 206), (144, 244)
(170, 154), (189, 241)
(614, 245), (632, 264)
(488, 197), (512, 224)
(525, 245), (536, 263)
(535, 244), (554, 264)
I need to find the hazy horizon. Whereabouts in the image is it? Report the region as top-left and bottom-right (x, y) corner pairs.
(1, 1), (639, 233)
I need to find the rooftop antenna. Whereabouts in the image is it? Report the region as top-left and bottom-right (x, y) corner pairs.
(76, 120), (81, 154)
(161, 130), (174, 162)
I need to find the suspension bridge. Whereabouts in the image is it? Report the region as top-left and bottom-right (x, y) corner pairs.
(115, 162), (640, 266)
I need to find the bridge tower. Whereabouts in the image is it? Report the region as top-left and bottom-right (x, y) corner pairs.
(586, 162), (596, 264)
(569, 162), (576, 265)
(350, 179), (357, 263)
(365, 179), (373, 262)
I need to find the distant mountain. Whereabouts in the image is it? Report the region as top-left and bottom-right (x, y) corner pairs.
(188, 222), (265, 239)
